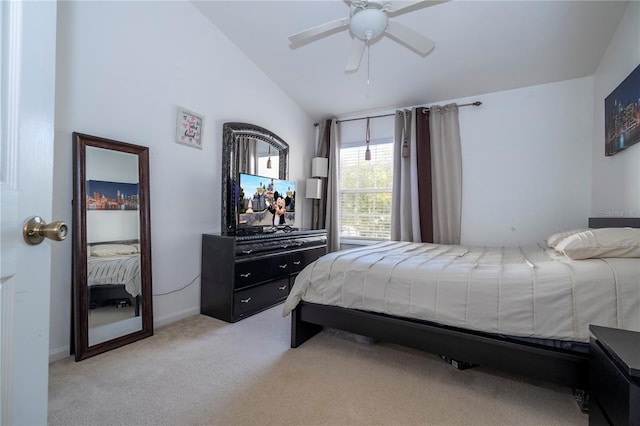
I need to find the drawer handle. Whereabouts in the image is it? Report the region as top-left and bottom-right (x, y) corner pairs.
(293, 261), (301, 265)
(279, 264), (288, 269)
(242, 249), (253, 254)
(240, 297), (252, 303)
(240, 272), (251, 278)
(278, 285), (287, 290)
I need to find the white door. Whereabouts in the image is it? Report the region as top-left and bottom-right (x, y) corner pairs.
(0, 1), (58, 425)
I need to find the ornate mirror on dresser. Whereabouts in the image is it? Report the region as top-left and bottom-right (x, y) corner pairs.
(72, 132), (153, 361)
(221, 122), (289, 235)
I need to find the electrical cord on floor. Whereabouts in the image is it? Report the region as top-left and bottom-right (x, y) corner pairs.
(152, 274), (201, 296)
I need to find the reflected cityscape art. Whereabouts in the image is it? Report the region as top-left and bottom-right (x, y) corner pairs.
(87, 180), (139, 210)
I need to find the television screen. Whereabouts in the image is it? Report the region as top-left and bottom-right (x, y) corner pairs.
(237, 173), (296, 231)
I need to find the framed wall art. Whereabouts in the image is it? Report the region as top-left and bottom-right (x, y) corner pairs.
(176, 107), (204, 149)
(605, 63), (640, 156)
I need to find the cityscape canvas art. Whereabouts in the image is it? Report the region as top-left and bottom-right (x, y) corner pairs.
(605, 63), (640, 156)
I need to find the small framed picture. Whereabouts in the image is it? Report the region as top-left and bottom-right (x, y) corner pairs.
(175, 107), (203, 149)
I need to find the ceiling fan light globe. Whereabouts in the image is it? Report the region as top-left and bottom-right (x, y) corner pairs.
(349, 9), (388, 41)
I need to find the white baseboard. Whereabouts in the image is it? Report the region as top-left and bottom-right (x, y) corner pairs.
(48, 306), (200, 363)
(49, 346), (72, 364)
(153, 306), (200, 329)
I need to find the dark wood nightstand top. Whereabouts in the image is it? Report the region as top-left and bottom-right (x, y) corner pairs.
(590, 325), (640, 378)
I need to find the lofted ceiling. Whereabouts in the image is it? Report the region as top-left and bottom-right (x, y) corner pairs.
(192, 0), (628, 120)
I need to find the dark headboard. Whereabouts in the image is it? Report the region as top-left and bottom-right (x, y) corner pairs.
(88, 239), (139, 246)
(589, 217), (640, 228)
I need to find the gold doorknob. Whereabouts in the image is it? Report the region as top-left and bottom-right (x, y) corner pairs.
(23, 216), (68, 245)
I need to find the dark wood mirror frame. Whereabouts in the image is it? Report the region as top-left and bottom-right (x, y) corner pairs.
(221, 122), (289, 235)
(72, 132), (153, 361)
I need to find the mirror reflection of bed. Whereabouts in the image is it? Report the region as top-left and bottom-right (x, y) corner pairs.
(86, 240), (142, 346)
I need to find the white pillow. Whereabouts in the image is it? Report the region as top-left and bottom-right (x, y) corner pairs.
(546, 228), (589, 249)
(555, 227), (640, 260)
(90, 244), (138, 257)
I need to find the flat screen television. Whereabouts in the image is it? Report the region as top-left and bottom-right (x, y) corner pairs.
(237, 173), (296, 232)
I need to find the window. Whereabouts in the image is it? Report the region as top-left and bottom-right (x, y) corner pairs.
(339, 138), (394, 240)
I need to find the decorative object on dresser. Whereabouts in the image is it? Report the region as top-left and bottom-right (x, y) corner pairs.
(589, 325), (640, 425)
(201, 230), (327, 322)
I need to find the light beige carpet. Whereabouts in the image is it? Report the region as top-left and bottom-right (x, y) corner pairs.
(48, 305), (588, 426)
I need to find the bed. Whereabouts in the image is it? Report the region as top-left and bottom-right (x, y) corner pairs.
(284, 217), (640, 403)
(87, 242), (142, 315)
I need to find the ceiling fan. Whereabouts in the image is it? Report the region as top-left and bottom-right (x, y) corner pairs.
(289, 0), (448, 72)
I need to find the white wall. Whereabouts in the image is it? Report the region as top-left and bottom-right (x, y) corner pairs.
(456, 77), (593, 246)
(591, 1), (640, 217)
(50, 1), (315, 361)
(337, 77), (594, 247)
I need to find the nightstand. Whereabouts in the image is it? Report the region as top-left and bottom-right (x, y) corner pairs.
(589, 325), (640, 425)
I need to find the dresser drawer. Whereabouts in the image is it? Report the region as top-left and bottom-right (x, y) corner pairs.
(233, 278), (290, 317)
(202, 230), (327, 323)
(235, 253), (290, 289)
(291, 246), (326, 273)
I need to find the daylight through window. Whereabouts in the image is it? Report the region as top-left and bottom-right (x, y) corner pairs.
(339, 138), (394, 240)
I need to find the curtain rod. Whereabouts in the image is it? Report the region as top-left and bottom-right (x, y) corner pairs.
(313, 101), (482, 126)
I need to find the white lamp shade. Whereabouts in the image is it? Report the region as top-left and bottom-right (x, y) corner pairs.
(311, 157), (328, 178)
(306, 178), (323, 199)
(349, 8), (388, 41)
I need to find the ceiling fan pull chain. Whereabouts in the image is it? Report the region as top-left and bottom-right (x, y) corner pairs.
(365, 116), (372, 161)
(367, 41), (371, 85)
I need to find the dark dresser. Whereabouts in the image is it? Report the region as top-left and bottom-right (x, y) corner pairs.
(589, 325), (640, 425)
(201, 229), (327, 322)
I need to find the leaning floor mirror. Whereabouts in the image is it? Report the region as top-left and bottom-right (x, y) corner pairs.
(72, 132), (153, 361)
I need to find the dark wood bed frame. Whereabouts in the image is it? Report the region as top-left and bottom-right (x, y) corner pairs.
(290, 217), (640, 396)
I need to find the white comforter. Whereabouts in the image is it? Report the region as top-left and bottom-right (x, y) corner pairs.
(283, 242), (640, 343)
(87, 253), (141, 297)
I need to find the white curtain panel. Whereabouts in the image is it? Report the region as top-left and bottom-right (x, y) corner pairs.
(324, 119), (341, 252)
(429, 104), (462, 245)
(391, 108), (422, 242)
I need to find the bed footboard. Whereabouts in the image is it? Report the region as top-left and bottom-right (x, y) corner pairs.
(291, 301), (589, 390)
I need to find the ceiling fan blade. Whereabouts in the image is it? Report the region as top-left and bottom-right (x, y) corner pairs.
(345, 38), (366, 72)
(388, 0), (449, 17)
(384, 21), (435, 56)
(289, 17), (350, 46)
